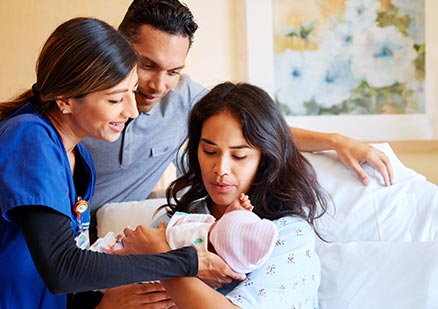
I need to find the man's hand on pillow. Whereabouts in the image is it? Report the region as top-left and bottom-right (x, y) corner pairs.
(333, 135), (393, 186)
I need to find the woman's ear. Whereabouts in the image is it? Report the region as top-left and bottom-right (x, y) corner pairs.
(55, 96), (72, 115)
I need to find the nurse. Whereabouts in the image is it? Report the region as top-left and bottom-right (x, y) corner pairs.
(0, 17), (202, 308)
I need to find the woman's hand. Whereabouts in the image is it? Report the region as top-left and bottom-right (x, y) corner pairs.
(116, 222), (170, 255)
(197, 252), (246, 288)
(96, 282), (176, 309)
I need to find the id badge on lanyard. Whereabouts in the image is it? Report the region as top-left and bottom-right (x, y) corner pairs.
(73, 197), (90, 250)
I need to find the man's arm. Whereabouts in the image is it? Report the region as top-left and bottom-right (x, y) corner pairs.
(291, 127), (393, 186)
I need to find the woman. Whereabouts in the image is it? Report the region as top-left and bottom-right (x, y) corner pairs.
(0, 17), (199, 308)
(128, 81), (329, 308)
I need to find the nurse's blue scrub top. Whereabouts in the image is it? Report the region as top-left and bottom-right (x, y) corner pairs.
(0, 103), (95, 308)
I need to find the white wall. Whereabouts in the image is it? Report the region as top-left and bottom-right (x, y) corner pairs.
(184, 0), (238, 88)
(0, 0), (237, 101)
(1, 0), (437, 141)
(425, 0), (438, 138)
(0, 0), (130, 100)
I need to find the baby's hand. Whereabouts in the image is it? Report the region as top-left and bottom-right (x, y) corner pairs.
(239, 193), (253, 211)
(226, 193), (253, 213)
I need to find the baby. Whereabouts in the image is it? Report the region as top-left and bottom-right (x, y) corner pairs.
(92, 194), (278, 273)
(166, 193), (278, 273)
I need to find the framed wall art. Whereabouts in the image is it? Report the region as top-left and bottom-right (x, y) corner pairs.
(237, 0), (437, 141)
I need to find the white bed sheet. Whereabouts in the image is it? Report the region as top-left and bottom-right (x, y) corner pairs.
(307, 143), (438, 243)
(307, 143), (438, 308)
(317, 241), (438, 308)
(96, 143), (438, 309)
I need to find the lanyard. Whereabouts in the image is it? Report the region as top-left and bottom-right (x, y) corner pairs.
(73, 196), (88, 232)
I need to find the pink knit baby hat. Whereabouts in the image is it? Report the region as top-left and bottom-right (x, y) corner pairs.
(209, 210), (278, 273)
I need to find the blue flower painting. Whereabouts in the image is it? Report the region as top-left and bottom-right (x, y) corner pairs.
(272, 0), (425, 116)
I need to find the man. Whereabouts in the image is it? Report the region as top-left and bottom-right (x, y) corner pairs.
(84, 0), (391, 215)
(77, 0), (392, 307)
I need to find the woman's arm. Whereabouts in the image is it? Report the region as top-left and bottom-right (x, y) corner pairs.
(96, 253), (244, 309)
(291, 127), (393, 186)
(11, 206), (198, 294)
(161, 277), (239, 309)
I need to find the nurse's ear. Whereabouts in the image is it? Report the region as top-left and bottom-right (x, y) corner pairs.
(55, 96), (73, 115)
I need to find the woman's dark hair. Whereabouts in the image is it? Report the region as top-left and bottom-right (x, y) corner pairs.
(0, 17), (138, 120)
(119, 0), (198, 47)
(166, 82), (328, 236)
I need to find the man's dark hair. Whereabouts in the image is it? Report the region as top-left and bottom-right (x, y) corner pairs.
(119, 0), (198, 47)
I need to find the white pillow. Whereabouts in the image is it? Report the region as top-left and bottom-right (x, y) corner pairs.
(308, 143), (438, 308)
(306, 143), (438, 243)
(96, 198), (167, 238)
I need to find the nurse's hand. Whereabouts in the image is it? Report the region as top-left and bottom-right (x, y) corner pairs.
(116, 222), (170, 255)
(96, 282), (176, 309)
(197, 252), (246, 288)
